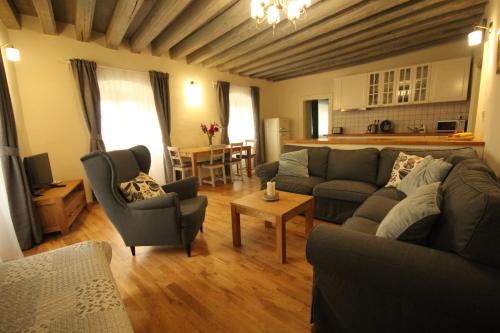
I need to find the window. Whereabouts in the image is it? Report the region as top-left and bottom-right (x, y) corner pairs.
(228, 85), (254, 143)
(97, 67), (165, 184)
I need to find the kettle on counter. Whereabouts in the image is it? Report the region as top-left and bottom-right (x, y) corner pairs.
(367, 120), (379, 134)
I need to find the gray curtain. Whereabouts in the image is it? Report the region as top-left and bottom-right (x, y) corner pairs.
(250, 86), (264, 164)
(149, 71), (173, 183)
(217, 81), (230, 144)
(70, 59), (105, 152)
(0, 55), (42, 250)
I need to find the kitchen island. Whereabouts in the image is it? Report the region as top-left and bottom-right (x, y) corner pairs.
(285, 134), (485, 157)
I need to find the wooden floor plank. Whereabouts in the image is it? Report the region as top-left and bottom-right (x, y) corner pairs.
(23, 177), (326, 333)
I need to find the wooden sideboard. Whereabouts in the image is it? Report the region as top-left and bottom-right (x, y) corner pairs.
(32, 179), (87, 234)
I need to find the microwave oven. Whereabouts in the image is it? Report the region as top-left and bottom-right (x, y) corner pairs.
(436, 120), (465, 133)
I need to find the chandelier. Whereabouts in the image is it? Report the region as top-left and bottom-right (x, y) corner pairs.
(250, 0), (312, 29)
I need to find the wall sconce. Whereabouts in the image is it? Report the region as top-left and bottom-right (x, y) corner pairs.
(0, 44), (20, 62)
(468, 20), (493, 47)
(185, 80), (202, 107)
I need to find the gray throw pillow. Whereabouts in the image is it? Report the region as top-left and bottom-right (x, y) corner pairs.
(277, 149), (309, 178)
(398, 156), (453, 195)
(376, 182), (442, 245)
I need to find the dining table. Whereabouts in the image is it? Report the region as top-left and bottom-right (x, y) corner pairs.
(179, 145), (253, 178)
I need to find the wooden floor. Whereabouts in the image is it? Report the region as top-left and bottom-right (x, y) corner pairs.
(24, 177), (320, 333)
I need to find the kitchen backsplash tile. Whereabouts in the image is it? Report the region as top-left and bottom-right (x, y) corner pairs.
(332, 101), (469, 134)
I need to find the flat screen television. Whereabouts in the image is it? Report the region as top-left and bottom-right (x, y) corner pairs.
(24, 153), (53, 194)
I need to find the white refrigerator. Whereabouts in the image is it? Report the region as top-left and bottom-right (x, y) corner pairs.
(264, 118), (290, 162)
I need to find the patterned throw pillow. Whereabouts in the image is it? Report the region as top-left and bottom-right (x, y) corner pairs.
(385, 152), (425, 187)
(119, 172), (165, 202)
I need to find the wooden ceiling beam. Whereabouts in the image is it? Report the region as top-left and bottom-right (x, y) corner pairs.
(264, 25), (471, 80)
(265, 29), (470, 81)
(169, 0), (250, 60)
(75, 0), (96, 41)
(130, 0), (192, 52)
(152, 0), (236, 56)
(32, 0), (57, 35)
(248, 8), (482, 78)
(106, 0), (144, 49)
(203, 0), (369, 69)
(236, 0), (484, 76)
(0, 0), (20, 29)
(186, 1), (359, 64)
(125, 0), (156, 38)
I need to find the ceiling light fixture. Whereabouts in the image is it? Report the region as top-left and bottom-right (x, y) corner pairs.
(468, 19), (493, 47)
(251, 0), (312, 32)
(0, 44), (20, 62)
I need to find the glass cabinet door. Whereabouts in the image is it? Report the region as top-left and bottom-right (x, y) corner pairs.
(368, 73), (380, 106)
(413, 64), (430, 103)
(381, 70), (395, 105)
(397, 67), (412, 104)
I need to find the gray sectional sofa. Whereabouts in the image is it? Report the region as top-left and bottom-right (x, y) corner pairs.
(257, 145), (500, 331)
(256, 145), (476, 223)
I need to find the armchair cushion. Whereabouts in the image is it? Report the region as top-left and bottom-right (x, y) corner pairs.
(127, 192), (179, 210)
(119, 172), (165, 202)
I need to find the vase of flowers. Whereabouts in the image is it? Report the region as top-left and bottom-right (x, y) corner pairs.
(200, 122), (220, 146)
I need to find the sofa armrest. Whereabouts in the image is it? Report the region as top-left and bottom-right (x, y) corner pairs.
(306, 224), (500, 323)
(162, 176), (198, 200)
(127, 192), (179, 210)
(255, 161), (279, 189)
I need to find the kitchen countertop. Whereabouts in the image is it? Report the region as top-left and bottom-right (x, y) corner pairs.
(286, 135), (485, 146)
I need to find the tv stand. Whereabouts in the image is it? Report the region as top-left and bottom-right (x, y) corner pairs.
(32, 179), (86, 234)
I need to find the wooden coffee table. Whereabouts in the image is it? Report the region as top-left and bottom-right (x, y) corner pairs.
(230, 190), (314, 264)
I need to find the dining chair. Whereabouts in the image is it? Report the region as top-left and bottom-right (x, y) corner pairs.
(243, 139), (257, 171)
(198, 144), (227, 187)
(226, 142), (244, 182)
(168, 146), (192, 181)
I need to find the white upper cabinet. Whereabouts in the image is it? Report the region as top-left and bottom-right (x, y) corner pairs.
(367, 72), (380, 107)
(413, 64), (430, 103)
(333, 57), (471, 111)
(429, 57), (471, 103)
(381, 70), (396, 106)
(334, 73), (368, 111)
(396, 67), (413, 105)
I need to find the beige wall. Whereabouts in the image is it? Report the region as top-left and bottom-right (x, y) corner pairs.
(264, 40), (474, 138)
(475, 0), (500, 178)
(5, 15), (271, 196)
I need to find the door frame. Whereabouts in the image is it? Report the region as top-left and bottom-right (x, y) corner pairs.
(299, 93), (334, 139)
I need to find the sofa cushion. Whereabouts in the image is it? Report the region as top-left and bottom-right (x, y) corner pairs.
(327, 148), (379, 184)
(376, 182), (443, 245)
(277, 149), (309, 178)
(353, 195), (400, 223)
(430, 159), (500, 267)
(274, 175), (325, 195)
(385, 152), (425, 188)
(119, 172), (166, 202)
(284, 145), (330, 178)
(313, 180), (378, 203)
(372, 187), (407, 201)
(376, 147), (477, 187)
(398, 156), (453, 195)
(342, 216), (379, 235)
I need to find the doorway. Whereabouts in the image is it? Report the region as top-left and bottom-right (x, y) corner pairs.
(303, 99), (330, 139)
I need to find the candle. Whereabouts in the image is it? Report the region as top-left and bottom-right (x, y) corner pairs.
(267, 181), (276, 196)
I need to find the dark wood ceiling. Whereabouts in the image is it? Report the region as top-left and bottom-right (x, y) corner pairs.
(0, 0), (486, 81)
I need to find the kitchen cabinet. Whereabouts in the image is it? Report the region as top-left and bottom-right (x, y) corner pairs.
(334, 73), (368, 111)
(413, 64), (430, 103)
(429, 57), (471, 103)
(396, 67), (413, 104)
(367, 72), (380, 106)
(381, 70), (396, 105)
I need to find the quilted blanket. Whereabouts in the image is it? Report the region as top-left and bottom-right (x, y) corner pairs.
(0, 241), (133, 332)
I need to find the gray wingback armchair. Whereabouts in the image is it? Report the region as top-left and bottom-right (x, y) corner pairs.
(81, 145), (207, 257)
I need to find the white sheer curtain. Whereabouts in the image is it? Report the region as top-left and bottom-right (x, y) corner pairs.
(228, 85), (255, 143)
(318, 99), (329, 136)
(97, 67), (165, 184)
(0, 163), (23, 262)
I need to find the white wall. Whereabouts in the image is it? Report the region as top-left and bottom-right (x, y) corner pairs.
(4, 15), (272, 198)
(475, 0), (500, 177)
(264, 40), (474, 138)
